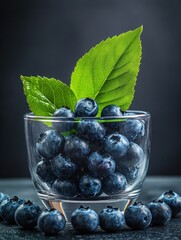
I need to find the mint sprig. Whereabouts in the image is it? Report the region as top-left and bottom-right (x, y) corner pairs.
(21, 26), (143, 116)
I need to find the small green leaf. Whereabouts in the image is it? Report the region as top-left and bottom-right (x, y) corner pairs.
(70, 26), (143, 114)
(21, 75), (77, 116)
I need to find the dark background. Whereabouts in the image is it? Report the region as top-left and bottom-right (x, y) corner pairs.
(1, 0), (181, 178)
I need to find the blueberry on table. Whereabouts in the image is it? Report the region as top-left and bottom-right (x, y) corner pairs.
(104, 133), (129, 158)
(38, 209), (66, 235)
(120, 119), (145, 143)
(36, 160), (57, 185)
(14, 200), (42, 229)
(75, 98), (98, 117)
(52, 107), (75, 132)
(52, 179), (78, 197)
(64, 134), (90, 163)
(88, 151), (115, 177)
(79, 174), (102, 197)
(77, 120), (106, 144)
(71, 206), (99, 233)
(0, 192), (10, 204)
(99, 206), (125, 232)
(36, 129), (65, 160)
(102, 172), (127, 195)
(158, 190), (181, 217)
(124, 202), (152, 230)
(0, 196), (25, 224)
(51, 154), (77, 179)
(146, 200), (172, 226)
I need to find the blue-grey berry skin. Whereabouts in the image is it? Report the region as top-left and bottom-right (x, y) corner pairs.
(116, 163), (140, 183)
(36, 129), (65, 160)
(120, 119), (145, 143)
(104, 133), (129, 158)
(158, 190), (181, 217)
(52, 179), (78, 197)
(146, 201), (172, 226)
(102, 172), (127, 195)
(64, 134), (90, 164)
(0, 196), (25, 224)
(0, 193), (10, 221)
(14, 200), (42, 229)
(77, 120), (106, 144)
(88, 151), (115, 177)
(79, 174), (102, 197)
(124, 202), (152, 230)
(99, 206), (125, 232)
(71, 206), (99, 233)
(51, 154), (77, 179)
(52, 107), (75, 132)
(101, 104), (123, 132)
(38, 209), (66, 235)
(36, 160), (57, 185)
(75, 98), (98, 117)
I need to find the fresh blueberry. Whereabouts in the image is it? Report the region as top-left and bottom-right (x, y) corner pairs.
(120, 119), (145, 143)
(38, 209), (66, 235)
(52, 107), (75, 132)
(124, 202), (152, 230)
(158, 190), (181, 217)
(146, 200), (172, 226)
(116, 162), (140, 183)
(0, 196), (25, 224)
(101, 104), (123, 132)
(75, 98), (98, 117)
(71, 206), (99, 233)
(36, 160), (57, 185)
(102, 172), (127, 195)
(79, 174), (102, 197)
(51, 154), (77, 179)
(88, 151), (115, 177)
(77, 120), (106, 144)
(36, 129), (65, 160)
(0, 193), (10, 221)
(104, 133), (129, 158)
(64, 134), (90, 164)
(99, 206), (125, 232)
(14, 200), (42, 229)
(52, 179), (78, 197)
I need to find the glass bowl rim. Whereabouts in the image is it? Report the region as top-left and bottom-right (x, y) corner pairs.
(24, 110), (150, 122)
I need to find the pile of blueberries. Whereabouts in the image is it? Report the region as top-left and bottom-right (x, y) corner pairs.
(35, 98), (146, 198)
(0, 190), (181, 235)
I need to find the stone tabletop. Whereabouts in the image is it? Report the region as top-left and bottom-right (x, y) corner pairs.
(0, 176), (180, 240)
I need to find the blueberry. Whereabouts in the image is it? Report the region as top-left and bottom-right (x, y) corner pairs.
(124, 202), (152, 229)
(88, 151), (115, 177)
(120, 119), (145, 143)
(79, 174), (102, 197)
(38, 209), (66, 235)
(77, 120), (106, 144)
(52, 179), (78, 197)
(14, 200), (42, 229)
(101, 104), (123, 132)
(0, 193), (10, 204)
(64, 134), (90, 164)
(36, 160), (57, 185)
(51, 154), (77, 179)
(158, 190), (181, 217)
(75, 98), (98, 117)
(71, 206), (99, 233)
(52, 107), (75, 132)
(36, 129), (65, 160)
(146, 200), (172, 226)
(99, 206), (125, 232)
(104, 133), (129, 158)
(102, 172), (127, 195)
(0, 196), (25, 224)
(116, 163), (140, 183)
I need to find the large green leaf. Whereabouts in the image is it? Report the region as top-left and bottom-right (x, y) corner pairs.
(70, 26), (143, 114)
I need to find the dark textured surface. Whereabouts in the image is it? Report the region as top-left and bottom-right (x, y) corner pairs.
(0, 176), (180, 239)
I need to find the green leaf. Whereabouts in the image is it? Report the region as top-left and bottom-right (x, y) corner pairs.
(21, 75), (77, 116)
(70, 26), (143, 114)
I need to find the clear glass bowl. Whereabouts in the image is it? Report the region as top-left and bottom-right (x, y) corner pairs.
(24, 110), (151, 221)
